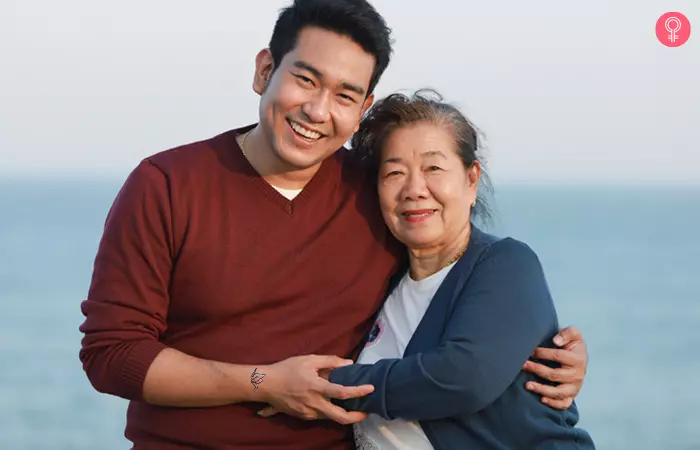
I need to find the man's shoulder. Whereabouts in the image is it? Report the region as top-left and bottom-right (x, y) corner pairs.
(335, 146), (375, 186)
(144, 128), (241, 176)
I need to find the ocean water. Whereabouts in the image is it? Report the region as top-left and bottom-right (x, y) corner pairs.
(0, 178), (698, 450)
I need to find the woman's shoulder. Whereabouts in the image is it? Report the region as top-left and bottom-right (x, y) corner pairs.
(455, 228), (553, 308)
(464, 227), (544, 273)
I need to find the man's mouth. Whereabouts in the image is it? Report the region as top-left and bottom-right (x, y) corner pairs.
(288, 119), (323, 141)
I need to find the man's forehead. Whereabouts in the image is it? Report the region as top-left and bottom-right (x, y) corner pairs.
(286, 27), (375, 90)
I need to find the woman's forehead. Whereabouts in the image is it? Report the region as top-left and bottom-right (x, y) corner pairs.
(382, 124), (457, 158)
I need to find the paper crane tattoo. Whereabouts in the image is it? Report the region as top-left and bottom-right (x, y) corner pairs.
(251, 367), (265, 391)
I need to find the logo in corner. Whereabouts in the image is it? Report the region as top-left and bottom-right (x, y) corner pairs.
(656, 12), (691, 47)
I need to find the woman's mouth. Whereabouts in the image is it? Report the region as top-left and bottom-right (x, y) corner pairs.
(402, 209), (437, 223)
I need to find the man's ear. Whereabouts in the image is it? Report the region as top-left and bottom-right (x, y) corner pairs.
(253, 48), (275, 95)
(354, 93), (375, 132)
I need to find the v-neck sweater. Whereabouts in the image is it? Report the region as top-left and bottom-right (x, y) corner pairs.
(79, 125), (400, 449)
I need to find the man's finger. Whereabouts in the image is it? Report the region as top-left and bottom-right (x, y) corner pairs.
(317, 401), (368, 425)
(531, 347), (584, 368)
(525, 381), (579, 400)
(257, 406), (280, 417)
(321, 382), (374, 400)
(553, 326), (582, 347)
(309, 355), (354, 370)
(522, 361), (581, 384)
(541, 397), (574, 410)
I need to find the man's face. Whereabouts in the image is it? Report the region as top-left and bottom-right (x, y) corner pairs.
(253, 26), (375, 171)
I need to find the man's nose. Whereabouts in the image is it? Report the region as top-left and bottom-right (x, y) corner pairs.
(301, 91), (331, 123)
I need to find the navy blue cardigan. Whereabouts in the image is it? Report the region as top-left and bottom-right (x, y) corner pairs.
(329, 227), (595, 449)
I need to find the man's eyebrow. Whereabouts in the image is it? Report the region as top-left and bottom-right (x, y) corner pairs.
(340, 82), (366, 96)
(293, 61), (366, 96)
(293, 61), (323, 79)
(381, 157), (402, 164)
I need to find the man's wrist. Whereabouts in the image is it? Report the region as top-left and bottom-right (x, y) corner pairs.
(249, 365), (272, 402)
(230, 364), (274, 403)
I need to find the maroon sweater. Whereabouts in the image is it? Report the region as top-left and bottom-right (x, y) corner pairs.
(79, 126), (400, 449)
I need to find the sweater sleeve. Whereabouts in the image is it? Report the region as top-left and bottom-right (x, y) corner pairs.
(78, 160), (174, 401)
(328, 238), (556, 420)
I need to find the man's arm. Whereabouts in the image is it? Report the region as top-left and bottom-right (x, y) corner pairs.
(79, 160), (176, 401)
(140, 347), (372, 421)
(79, 160), (371, 422)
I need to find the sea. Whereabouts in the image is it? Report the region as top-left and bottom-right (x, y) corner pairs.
(0, 178), (698, 450)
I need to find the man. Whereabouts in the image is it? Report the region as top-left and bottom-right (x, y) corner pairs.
(79, 1), (588, 449)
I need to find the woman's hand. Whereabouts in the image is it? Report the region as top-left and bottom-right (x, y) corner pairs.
(522, 326), (588, 409)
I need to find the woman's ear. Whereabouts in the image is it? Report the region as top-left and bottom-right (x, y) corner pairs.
(467, 161), (482, 187)
(253, 49), (275, 95)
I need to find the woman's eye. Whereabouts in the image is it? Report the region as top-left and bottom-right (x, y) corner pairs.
(426, 166), (442, 172)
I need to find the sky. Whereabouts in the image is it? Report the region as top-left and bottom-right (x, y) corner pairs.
(1, 0), (698, 184)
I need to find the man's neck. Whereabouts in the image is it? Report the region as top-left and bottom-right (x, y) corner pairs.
(238, 126), (320, 190)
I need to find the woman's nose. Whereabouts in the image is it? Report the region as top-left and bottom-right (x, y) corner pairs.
(402, 172), (429, 200)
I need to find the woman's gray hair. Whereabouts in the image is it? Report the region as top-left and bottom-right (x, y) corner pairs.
(350, 89), (493, 223)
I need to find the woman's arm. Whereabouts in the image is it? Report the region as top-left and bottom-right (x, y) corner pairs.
(328, 238), (557, 421)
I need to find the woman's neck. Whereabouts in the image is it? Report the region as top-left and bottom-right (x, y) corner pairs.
(408, 223), (472, 281)
(238, 126), (321, 190)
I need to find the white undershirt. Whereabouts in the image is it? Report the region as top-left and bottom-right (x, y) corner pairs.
(271, 185), (302, 200)
(353, 263), (457, 450)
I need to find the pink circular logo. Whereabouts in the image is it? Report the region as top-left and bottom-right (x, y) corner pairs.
(656, 12), (691, 47)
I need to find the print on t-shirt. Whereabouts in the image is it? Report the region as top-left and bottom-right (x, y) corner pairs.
(365, 318), (384, 347)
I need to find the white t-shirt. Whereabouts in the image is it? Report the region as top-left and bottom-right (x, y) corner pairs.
(353, 263), (457, 450)
(271, 185), (303, 200)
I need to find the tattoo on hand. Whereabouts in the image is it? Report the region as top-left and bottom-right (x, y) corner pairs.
(251, 367), (265, 391)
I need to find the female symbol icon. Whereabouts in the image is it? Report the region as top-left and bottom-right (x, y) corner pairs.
(656, 12), (691, 47)
(665, 17), (682, 43)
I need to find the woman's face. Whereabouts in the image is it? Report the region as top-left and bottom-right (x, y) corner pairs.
(377, 122), (480, 251)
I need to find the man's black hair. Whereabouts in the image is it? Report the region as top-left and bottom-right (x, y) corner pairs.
(269, 0), (393, 95)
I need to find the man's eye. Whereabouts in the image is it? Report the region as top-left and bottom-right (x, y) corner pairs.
(296, 75), (313, 85)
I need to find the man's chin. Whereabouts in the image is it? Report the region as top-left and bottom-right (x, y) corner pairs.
(273, 155), (319, 172)
(276, 147), (331, 171)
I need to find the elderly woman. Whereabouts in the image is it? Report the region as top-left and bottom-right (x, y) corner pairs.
(319, 91), (595, 449)
(258, 90), (594, 448)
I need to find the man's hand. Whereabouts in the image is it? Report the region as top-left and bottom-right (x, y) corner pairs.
(522, 326), (588, 409)
(256, 355), (372, 425)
